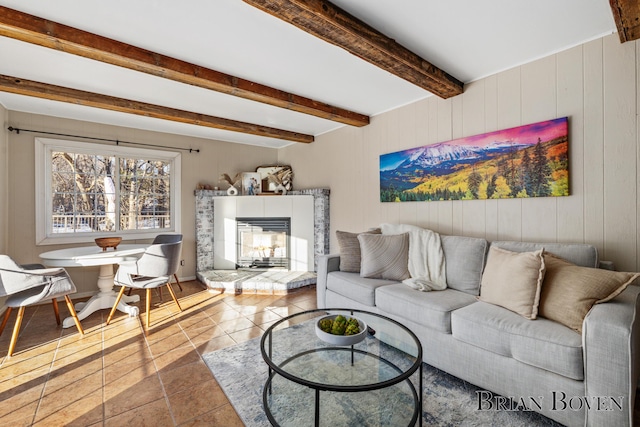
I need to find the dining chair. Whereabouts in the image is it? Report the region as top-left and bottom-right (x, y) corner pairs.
(0, 255), (84, 357)
(152, 234), (184, 292)
(126, 234), (183, 300)
(106, 240), (183, 329)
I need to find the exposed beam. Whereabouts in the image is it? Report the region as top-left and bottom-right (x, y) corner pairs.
(243, 0), (463, 99)
(0, 75), (314, 143)
(610, 0), (640, 43)
(0, 5), (368, 127)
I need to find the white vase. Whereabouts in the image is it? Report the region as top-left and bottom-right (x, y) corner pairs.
(227, 186), (238, 196)
(274, 184), (287, 195)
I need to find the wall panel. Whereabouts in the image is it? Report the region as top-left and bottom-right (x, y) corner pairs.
(283, 34), (640, 271)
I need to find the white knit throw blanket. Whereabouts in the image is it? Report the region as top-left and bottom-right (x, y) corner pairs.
(381, 223), (447, 291)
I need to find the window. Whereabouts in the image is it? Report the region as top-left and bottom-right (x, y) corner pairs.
(36, 138), (181, 245)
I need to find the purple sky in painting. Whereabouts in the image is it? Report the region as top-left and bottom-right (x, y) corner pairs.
(380, 117), (568, 171)
(450, 117), (567, 148)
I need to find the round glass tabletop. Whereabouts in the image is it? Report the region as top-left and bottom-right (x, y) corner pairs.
(260, 308), (423, 426)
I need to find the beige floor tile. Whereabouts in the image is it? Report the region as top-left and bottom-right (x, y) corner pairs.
(194, 334), (236, 355)
(216, 317), (256, 334)
(147, 333), (192, 357)
(104, 397), (174, 427)
(183, 324), (227, 344)
(104, 372), (165, 419)
(178, 403), (244, 426)
(167, 378), (228, 425)
(35, 381), (103, 426)
(158, 360), (214, 396)
(228, 325), (264, 344)
(152, 346), (202, 371)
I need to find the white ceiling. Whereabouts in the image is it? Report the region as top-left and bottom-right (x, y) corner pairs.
(0, 0), (616, 148)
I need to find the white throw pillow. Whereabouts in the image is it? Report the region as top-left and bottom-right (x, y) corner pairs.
(479, 246), (545, 320)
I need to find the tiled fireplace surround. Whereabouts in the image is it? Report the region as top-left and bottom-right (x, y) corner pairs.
(195, 188), (330, 294)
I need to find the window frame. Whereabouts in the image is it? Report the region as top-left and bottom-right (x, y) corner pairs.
(35, 137), (181, 245)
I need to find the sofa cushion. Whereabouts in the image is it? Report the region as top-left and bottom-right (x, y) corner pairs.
(325, 271), (396, 307)
(539, 253), (640, 334)
(336, 228), (381, 272)
(376, 284), (477, 333)
(451, 301), (584, 380)
(441, 235), (488, 296)
(490, 241), (598, 268)
(478, 247), (545, 320)
(358, 233), (410, 281)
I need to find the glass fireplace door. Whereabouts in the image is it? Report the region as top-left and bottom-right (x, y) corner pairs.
(236, 217), (290, 269)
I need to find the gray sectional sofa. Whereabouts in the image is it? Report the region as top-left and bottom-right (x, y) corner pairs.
(316, 235), (640, 427)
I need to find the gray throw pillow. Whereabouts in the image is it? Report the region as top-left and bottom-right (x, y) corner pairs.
(358, 233), (410, 281)
(336, 229), (381, 272)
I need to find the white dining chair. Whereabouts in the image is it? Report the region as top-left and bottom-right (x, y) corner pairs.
(0, 255), (84, 357)
(106, 240), (183, 328)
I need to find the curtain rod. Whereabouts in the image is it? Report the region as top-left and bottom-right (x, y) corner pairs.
(7, 126), (200, 153)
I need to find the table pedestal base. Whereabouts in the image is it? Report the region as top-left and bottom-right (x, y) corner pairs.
(63, 291), (140, 328)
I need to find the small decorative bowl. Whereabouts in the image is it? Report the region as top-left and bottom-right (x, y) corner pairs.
(94, 237), (122, 251)
(315, 314), (367, 346)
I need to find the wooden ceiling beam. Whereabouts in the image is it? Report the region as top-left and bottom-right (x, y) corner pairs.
(0, 5), (368, 127)
(243, 0), (463, 99)
(610, 0), (640, 43)
(0, 75), (314, 143)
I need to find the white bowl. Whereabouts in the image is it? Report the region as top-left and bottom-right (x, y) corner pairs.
(315, 314), (367, 346)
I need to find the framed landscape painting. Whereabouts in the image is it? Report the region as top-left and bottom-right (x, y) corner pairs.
(380, 117), (569, 202)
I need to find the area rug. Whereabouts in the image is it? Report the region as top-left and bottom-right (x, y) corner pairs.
(202, 321), (563, 427)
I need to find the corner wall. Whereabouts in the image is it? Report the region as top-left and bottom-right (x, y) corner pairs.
(6, 112), (278, 295)
(0, 104), (7, 308)
(279, 34), (640, 272)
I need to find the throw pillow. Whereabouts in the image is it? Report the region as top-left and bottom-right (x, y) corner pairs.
(358, 232), (410, 281)
(336, 229), (381, 272)
(478, 246), (545, 320)
(539, 253), (640, 334)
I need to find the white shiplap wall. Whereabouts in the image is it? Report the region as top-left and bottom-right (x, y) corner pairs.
(279, 34), (640, 272)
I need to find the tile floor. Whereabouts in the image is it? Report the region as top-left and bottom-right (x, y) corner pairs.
(0, 280), (318, 426)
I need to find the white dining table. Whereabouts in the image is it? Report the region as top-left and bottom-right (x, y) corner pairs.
(39, 244), (148, 328)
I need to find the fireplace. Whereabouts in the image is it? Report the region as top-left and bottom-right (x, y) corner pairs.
(236, 217), (290, 269)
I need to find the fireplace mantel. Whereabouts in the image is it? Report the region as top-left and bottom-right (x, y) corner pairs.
(195, 188), (330, 276)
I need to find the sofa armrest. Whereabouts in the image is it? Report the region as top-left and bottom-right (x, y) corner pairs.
(582, 283), (640, 426)
(316, 254), (340, 308)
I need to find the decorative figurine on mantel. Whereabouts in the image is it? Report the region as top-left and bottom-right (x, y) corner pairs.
(219, 173), (241, 195)
(267, 167), (293, 195)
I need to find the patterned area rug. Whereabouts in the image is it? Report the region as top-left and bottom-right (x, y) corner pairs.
(202, 321), (563, 427)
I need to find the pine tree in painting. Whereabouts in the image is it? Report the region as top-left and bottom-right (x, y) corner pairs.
(531, 138), (552, 197)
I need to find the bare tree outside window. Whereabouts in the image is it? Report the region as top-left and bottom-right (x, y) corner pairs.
(50, 151), (171, 234)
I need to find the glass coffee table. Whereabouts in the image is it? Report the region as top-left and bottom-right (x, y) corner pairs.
(260, 308), (423, 426)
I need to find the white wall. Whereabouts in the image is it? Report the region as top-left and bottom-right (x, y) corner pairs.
(0, 104), (7, 308)
(6, 112), (278, 295)
(279, 34), (640, 272)
(0, 103), (7, 255)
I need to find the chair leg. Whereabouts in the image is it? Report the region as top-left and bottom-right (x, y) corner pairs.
(7, 306), (25, 357)
(173, 274), (183, 292)
(106, 286), (128, 325)
(166, 283), (182, 312)
(0, 307), (12, 337)
(145, 289), (151, 329)
(52, 298), (61, 325)
(64, 295), (84, 336)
